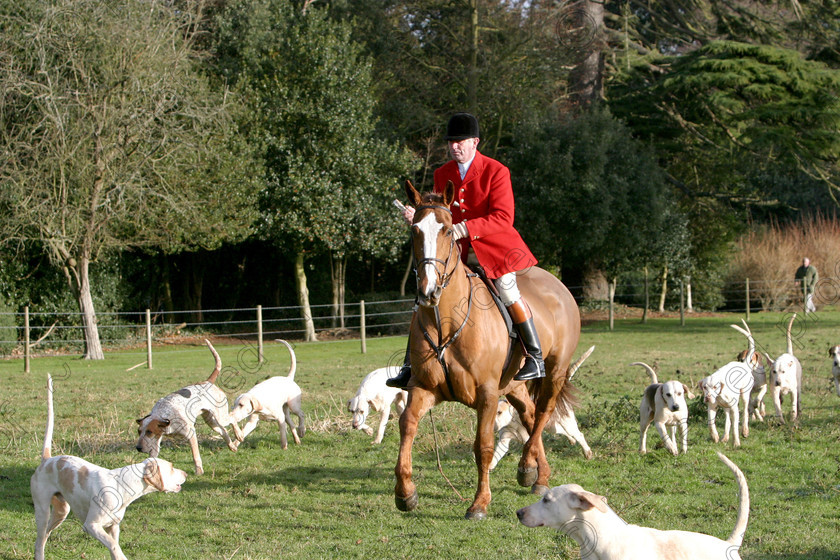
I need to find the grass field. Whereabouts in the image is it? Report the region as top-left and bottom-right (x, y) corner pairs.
(1, 311), (839, 559)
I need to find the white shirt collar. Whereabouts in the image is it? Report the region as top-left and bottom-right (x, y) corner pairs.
(458, 152), (477, 180)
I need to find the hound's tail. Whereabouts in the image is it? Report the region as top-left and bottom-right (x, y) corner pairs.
(630, 361), (658, 385)
(786, 313), (796, 356)
(567, 346), (595, 382)
(274, 339), (297, 381)
(41, 374), (54, 462)
(718, 452), (750, 547)
(731, 320), (755, 367)
(205, 339), (222, 384)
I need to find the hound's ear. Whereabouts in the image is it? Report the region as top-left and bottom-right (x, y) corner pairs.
(716, 382), (725, 391)
(696, 380), (703, 391)
(136, 415), (150, 425)
(683, 384), (695, 400)
(442, 180), (456, 207)
(159, 418), (171, 427)
(568, 490), (608, 513)
(143, 460), (165, 492)
(249, 396), (263, 413)
(405, 180), (422, 207)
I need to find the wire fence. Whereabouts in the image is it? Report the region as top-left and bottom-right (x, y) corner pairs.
(0, 275), (834, 363)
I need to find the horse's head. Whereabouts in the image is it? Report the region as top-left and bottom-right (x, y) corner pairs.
(405, 179), (458, 307)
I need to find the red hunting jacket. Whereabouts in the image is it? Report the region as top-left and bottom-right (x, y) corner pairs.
(433, 150), (537, 279)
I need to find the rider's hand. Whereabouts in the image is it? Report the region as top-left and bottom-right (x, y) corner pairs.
(403, 206), (415, 224)
(452, 222), (468, 240)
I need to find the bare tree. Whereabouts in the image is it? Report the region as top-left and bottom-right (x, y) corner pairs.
(0, 0), (256, 358)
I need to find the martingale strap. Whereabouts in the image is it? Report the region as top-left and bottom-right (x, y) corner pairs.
(418, 271), (475, 400)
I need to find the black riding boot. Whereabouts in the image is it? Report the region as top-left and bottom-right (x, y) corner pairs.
(386, 343), (412, 388)
(509, 299), (546, 381)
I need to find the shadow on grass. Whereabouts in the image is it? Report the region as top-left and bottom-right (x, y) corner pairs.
(751, 550), (840, 560)
(199, 464), (396, 494)
(0, 464), (36, 515)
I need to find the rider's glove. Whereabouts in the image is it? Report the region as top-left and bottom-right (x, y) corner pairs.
(452, 222), (468, 241)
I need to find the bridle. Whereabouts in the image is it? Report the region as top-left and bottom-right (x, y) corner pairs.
(411, 204), (459, 301)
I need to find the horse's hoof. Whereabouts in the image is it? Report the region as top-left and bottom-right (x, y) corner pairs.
(465, 509), (487, 521)
(531, 484), (550, 496)
(395, 489), (419, 512)
(517, 466), (538, 487)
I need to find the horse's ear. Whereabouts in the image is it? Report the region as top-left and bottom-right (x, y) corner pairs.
(405, 180), (422, 207)
(442, 180), (456, 207)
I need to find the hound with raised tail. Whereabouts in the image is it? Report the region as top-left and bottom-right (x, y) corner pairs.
(829, 345), (840, 397)
(347, 366), (408, 444)
(633, 361), (694, 455)
(516, 451), (749, 560)
(136, 340), (243, 475)
(33, 375), (188, 560)
(697, 324), (755, 447)
(489, 346), (595, 470)
(735, 320), (768, 421)
(230, 339), (305, 448)
(766, 314), (803, 422)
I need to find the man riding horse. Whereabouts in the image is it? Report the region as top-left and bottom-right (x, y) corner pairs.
(388, 112), (545, 388)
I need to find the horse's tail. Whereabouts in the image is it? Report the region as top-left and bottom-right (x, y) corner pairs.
(532, 359), (582, 418)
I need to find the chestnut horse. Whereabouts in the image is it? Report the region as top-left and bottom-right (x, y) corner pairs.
(394, 180), (581, 519)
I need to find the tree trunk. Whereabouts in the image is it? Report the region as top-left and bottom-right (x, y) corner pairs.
(658, 265), (668, 313)
(330, 253), (346, 328)
(294, 252), (318, 342)
(608, 276), (616, 331)
(567, 0), (605, 108)
(191, 255), (204, 325)
(642, 265), (649, 323)
(160, 253), (174, 317)
(468, 0), (479, 113)
(66, 255), (104, 360)
(582, 266), (609, 301)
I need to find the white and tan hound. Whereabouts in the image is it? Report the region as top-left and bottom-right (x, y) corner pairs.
(33, 375), (187, 560)
(136, 340), (243, 475)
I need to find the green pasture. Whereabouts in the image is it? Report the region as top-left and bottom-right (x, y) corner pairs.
(1, 311), (839, 559)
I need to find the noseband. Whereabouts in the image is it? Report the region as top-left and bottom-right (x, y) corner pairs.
(412, 204), (459, 298)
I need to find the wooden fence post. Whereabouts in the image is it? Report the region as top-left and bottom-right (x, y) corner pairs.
(257, 305), (264, 363)
(146, 309), (153, 369)
(745, 278), (750, 321)
(360, 300), (367, 354)
(24, 305), (30, 373)
(608, 279), (615, 332)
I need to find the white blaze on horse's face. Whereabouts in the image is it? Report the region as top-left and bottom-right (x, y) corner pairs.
(415, 211), (446, 306)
